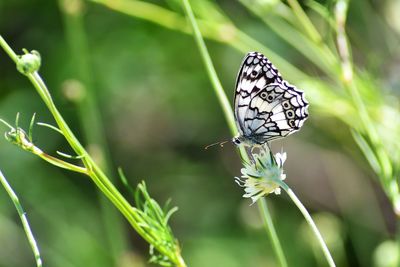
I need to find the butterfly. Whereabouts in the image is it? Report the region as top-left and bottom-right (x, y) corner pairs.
(232, 52), (309, 146)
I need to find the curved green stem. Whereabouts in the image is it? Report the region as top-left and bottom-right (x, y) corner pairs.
(58, 0), (127, 259)
(89, 0), (308, 81)
(335, 0), (398, 214)
(0, 34), (186, 267)
(181, 0), (287, 266)
(279, 182), (336, 267)
(286, 0), (322, 44)
(259, 198), (288, 267)
(0, 169), (43, 267)
(238, 0), (339, 80)
(180, 0), (248, 161)
(180, 0), (234, 133)
(39, 153), (88, 174)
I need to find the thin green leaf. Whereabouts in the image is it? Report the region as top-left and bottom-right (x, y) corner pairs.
(306, 0), (336, 29)
(36, 122), (63, 135)
(351, 130), (381, 176)
(56, 151), (84, 159)
(163, 207), (178, 227)
(28, 113), (36, 141)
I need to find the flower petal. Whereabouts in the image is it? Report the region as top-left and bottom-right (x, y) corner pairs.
(234, 148), (287, 203)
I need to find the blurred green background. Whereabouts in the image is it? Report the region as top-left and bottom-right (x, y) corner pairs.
(0, 0), (399, 267)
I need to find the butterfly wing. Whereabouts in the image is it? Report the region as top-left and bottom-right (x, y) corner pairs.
(242, 82), (309, 144)
(234, 52), (283, 136)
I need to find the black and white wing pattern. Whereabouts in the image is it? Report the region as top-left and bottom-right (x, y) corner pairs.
(234, 52), (282, 137)
(233, 52), (308, 146)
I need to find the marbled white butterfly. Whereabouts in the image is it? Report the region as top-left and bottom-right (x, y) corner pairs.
(232, 52), (309, 146)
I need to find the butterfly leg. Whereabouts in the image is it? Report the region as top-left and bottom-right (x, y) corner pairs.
(249, 145), (266, 164)
(242, 146), (255, 164)
(264, 142), (278, 166)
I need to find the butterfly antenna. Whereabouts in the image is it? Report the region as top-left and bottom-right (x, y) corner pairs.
(205, 140), (230, 150)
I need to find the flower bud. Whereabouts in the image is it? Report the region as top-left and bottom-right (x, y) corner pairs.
(17, 50), (41, 75)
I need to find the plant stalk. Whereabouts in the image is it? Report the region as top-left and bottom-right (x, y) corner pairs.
(0, 169), (43, 267)
(279, 182), (336, 267)
(0, 34), (185, 267)
(58, 0), (127, 259)
(259, 198), (288, 267)
(180, 1), (288, 266)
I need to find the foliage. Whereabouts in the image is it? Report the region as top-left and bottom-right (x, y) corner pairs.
(0, 1), (399, 267)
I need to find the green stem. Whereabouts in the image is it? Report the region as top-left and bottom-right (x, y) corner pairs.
(0, 35), (19, 62)
(89, 0), (308, 81)
(233, 31), (307, 81)
(58, 0), (112, 169)
(181, 0), (234, 134)
(180, 0), (248, 161)
(58, 0), (127, 260)
(286, 0), (322, 44)
(0, 169), (43, 267)
(258, 198), (288, 267)
(335, 0), (398, 212)
(238, 0), (339, 80)
(280, 182), (336, 267)
(181, 0), (287, 265)
(39, 153), (88, 174)
(89, 0), (398, 217)
(0, 118), (87, 174)
(0, 35), (185, 267)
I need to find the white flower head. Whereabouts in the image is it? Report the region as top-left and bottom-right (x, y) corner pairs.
(235, 148), (287, 204)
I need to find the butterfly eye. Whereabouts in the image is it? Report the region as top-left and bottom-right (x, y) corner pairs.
(286, 110), (295, 119)
(233, 138), (241, 145)
(250, 70), (259, 78)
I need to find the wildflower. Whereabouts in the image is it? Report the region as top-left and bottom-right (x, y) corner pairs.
(235, 148), (287, 204)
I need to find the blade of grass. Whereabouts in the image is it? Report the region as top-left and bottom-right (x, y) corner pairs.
(239, 0), (339, 79)
(335, 0), (398, 215)
(89, 0), (308, 80)
(286, 0), (322, 44)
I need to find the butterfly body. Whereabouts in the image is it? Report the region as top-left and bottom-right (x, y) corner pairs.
(233, 52), (309, 146)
